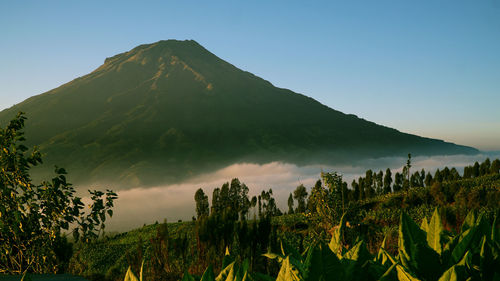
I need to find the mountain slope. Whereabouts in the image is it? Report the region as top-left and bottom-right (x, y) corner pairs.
(0, 40), (478, 187)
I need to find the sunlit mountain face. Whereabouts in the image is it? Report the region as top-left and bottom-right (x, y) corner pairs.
(0, 40), (477, 189)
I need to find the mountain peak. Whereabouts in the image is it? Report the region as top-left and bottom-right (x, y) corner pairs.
(103, 39), (206, 65)
(0, 40), (478, 187)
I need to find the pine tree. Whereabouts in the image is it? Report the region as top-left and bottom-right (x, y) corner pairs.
(287, 193), (294, 214)
(383, 168), (392, 194)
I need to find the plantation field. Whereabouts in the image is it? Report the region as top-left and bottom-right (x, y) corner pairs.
(68, 174), (500, 280)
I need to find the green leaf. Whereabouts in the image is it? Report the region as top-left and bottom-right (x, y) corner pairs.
(460, 210), (477, 233)
(492, 214), (499, 244)
(420, 217), (429, 233)
(379, 248), (398, 266)
(437, 264), (467, 281)
(329, 213), (347, 259)
(302, 242), (344, 281)
(376, 236), (388, 264)
(263, 252), (284, 263)
(450, 228), (479, 265)
(427, 208), (445, 254)
(124, 266), (139, 281)
(342, 240), (372, 281)
(398, 212), (441, 281)
(378, 263), (398, 281)
(343, 239), (371, 263)
(480, 236), (495, 281)
(396, 264), (421, 281)
(201, 266), (216, 281)
(276, 256), (303, 281)
(222, 247), (234, 269)
(216, 261), (239, 281)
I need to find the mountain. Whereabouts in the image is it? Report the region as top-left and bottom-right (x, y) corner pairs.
(0, 40), (478, 188)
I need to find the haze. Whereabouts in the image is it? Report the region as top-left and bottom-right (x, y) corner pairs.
(101, 153), (500, 231)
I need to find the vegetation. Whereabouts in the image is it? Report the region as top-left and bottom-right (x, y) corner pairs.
(67, 158), (499, 281)
(0, 113), (498, 280)
(125, 208), (499, 281)
(0, 113), (117, 274)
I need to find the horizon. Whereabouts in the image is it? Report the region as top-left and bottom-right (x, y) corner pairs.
(1, 0), (499, 150)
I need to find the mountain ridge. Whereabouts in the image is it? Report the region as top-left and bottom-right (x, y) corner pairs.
(0, 39), (478, 188)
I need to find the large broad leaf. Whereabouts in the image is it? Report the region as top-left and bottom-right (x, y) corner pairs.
(201, 265), (216, 281)
(302, 242), (344, 281)
(376, 236), (388, 265)
(276, 256), (303, 281)
(460, 210), (477, 233)
(449, 228), (479, 265)
(379, 248), (398, 266)
(378, 263), (398, 281)
(222, 247), (234, 269)
(427, 208), (445, 255)
(216, 261), (238, 281)
(329, 213), (347, 259)
(437, 264), (467, 281)
(420, 217), (429, 233)
(263, 252), (284, 264)
(479, 236), (496, 281)
(492, 214), (499, 244)
(398, 212), (442, 281)
(396, 264), (421, 281)
(342, 240), (372, 281)
(124, 266), (139, 281)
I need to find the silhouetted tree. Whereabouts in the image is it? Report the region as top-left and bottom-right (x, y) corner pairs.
(383, 168), (392, 194)
(293, 184), (308, 213)
(287, 193), (294, 214)
(194, 188), (209, 218)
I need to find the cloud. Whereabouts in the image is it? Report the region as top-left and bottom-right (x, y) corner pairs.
(96, 153), (499, 231)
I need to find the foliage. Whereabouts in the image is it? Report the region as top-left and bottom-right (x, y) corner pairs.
(0, 113), (117, 274)
(158, 208), (499, 281)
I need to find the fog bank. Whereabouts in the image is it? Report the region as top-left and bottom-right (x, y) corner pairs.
(98, 152), (499, 232)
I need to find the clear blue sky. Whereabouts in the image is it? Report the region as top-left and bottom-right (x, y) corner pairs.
(1, 0), (499, 150)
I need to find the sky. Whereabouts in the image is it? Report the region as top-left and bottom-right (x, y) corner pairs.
(1, 0), (499, 150)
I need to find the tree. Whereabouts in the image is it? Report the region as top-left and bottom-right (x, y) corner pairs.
(479, 158), (491, 176)
(0, 113), (117, 274)
(211, 188), (221, 214)
(383, 168), (392, 194)
(393, 172), (403, 192)
(194, 188), (209, 219)
(403, 153), (412, 189)
(491, 159), (500, 174)
(287, 193), (294, 214)
(472, 162), (480, 178)
(293, 184), (308, 213)
(376, 170), (383, 195)
(351, 179), (360, 200)
(424, 172), (433, 187)
(364, 170), (375, 198)
(307, 180), (322, 212)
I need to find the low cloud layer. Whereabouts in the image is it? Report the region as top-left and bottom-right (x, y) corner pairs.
(98, 153), (500, 232)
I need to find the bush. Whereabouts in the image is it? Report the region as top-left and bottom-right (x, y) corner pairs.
(0, 112), (117, 274)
